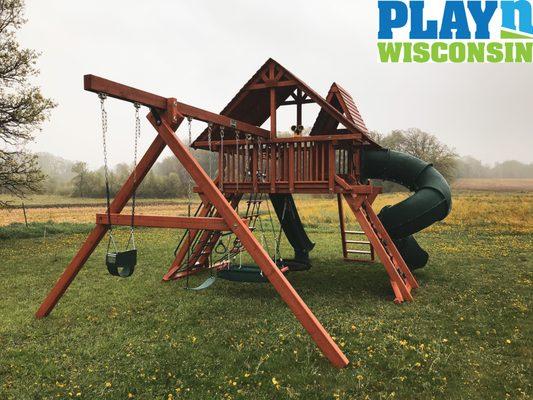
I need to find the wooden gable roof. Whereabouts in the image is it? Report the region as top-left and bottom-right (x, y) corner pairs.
(192, 58), (378, 147)
(310, 83), (369, 135)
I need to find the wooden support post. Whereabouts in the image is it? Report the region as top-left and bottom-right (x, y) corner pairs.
(270, 92), (276, 139)
(269, 66), (277, 192)
(152, 111), (348, 368)
(296, 88), (302, 127)
(36, 133), (171, 318)
(337, 194), (348, 259)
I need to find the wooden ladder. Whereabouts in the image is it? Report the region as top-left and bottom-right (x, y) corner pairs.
(337, 194), (375, 262)
(163, 193), (242, 281)
(342, 193), (419, 303)
(164, 194), (265, 280)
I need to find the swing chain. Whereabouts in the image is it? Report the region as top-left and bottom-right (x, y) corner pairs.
(99, 93), (110, 208)
(245, 134), (252, 181)
(256, 136), (265, 182)
(98, 93), (118, 253)
(187, 117), (193, 218)
(219, 127), (224, 190)
(128, 102), (141, 250)
(235, 130), (240, 192)
(207, 123), (213, 178)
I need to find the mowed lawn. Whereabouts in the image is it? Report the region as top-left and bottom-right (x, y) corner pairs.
(0, 192), (531, 399)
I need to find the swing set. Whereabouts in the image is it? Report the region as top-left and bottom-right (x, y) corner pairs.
(36, 59), (423, 369)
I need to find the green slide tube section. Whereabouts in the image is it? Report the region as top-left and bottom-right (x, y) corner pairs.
(269, 194), (315, 265)
(360, 149), (452, 270)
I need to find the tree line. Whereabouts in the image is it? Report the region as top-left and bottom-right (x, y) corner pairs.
(38, 151), (217, 198)
(32, 128), (532, 199)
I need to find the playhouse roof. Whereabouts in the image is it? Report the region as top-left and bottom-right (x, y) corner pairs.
(310, 82), (369, 135)
(192, 58), (378, 147)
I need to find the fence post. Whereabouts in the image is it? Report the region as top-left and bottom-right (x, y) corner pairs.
(22, 202), (28, 227)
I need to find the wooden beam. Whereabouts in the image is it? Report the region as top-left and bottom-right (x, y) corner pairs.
(96, 213), (231, 231)
(84, 74), (168, 109)
(84, 74), (269, 139)
(270, 89), (276, 139)
(247, 80), (298, 90)
(174, 101), (269, 139)
(296, 88), (303, 126)
(279, 99), (315, 106)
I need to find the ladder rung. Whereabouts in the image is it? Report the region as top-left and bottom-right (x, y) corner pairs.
(345, 230), (365, 234)
(346, 250), (371, 255)
(345, 240), (370, 244)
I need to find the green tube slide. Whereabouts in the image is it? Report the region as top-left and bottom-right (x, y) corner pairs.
(269, 194), (315, 266)
(360, 149), (452, 270)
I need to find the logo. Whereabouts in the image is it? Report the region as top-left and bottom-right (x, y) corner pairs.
(377, 0), (533, 63)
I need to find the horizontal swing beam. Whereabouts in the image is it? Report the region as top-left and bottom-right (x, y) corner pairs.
(174, 102), (269, 139)
(84, 74), (269, 139)
(84, 74), (168, 109)
(95, 213), (233, 231)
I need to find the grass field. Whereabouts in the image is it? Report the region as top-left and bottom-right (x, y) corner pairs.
(452, 178), (533, 192)
(0, 191), (531, 399)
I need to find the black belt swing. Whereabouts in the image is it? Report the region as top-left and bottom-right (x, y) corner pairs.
(99, 94), (140, 277)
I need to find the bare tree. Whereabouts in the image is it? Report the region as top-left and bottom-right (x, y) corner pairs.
(71, 162), (89, 197)
(0, 0), (55, 206)
(372, 128), (458, 182)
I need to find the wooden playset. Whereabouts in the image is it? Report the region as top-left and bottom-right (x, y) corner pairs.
(36, 59), (451, 368)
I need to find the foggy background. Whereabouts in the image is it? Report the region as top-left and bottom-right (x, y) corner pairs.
(18, 0), (533, 168)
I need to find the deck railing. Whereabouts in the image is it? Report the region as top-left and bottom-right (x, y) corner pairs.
(219, 137), (359, 193)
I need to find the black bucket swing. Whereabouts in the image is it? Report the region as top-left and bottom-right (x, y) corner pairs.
(99, 94), (140, 278)
(105, 230), (137, 277)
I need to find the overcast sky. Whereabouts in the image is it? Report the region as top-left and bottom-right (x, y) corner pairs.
(18, 0), (533, 168)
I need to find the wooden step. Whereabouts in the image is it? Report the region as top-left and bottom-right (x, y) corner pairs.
(346, 249), (371, 255)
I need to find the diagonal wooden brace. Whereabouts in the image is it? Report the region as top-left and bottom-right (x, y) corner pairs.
(151, 106), (348, 368)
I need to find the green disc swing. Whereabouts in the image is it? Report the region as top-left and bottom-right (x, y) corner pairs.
(99, 93), (141, 278)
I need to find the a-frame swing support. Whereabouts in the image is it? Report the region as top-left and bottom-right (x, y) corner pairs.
(35, 75), (349, 369)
